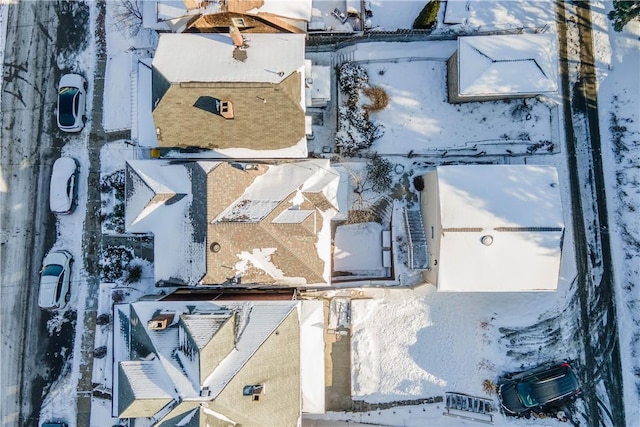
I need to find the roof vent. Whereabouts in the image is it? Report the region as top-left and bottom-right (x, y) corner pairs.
(231, 17), (247, 28)
(480, 235), (494, 246)
(210, 242), (221, 253)
(243, 384), (265, 401)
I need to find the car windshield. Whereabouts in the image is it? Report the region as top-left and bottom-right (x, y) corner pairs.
(42, 264), (63, 277)
(516, 382), (538, 408)
(59, 87), (78, 126)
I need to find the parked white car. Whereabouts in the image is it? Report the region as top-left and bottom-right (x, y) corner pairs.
(56, 73), (87, 132)
(38, 250), (73, 310)
(49, 157), (79, 214)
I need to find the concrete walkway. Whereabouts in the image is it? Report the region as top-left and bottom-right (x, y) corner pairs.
(323, 298), (353, 411)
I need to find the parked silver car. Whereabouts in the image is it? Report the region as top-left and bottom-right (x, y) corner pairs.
(49, 157), (79, 214)
(38, 250), (73, 310)
(57, 73), (87, 132)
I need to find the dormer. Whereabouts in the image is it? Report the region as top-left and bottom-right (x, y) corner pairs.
(178, 312), (237, 385)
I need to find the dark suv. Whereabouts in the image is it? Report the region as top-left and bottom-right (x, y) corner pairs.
(497, 361), (581, 415)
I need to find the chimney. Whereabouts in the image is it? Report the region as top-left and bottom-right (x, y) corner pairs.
(220, 100), (234, 119)
(193, 96), (234, 119)
(229, 25), (244, 48)
(148, 313), (174, 330)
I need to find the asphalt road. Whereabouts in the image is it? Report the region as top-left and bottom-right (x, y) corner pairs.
(0, 2), (61, 426)
(0, 2), (93, 426)
(556, 1), (625, 425)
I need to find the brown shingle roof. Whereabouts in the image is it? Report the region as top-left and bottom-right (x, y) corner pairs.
(186, 12), (304, 34)
(153, 73), (304, 150)
(203, 162), (333, 285)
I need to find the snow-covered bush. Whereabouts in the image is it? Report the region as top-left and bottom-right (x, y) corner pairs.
(100, 246), (134, 282)
(338, 62), (369, 97)
(336, 107), (384, 156)
(336, 62), (386, 156)
(101, 169), (126, 234)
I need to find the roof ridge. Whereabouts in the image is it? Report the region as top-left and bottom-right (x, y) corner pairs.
(257, 213), (324, 284)
(211, 304), (297, 400)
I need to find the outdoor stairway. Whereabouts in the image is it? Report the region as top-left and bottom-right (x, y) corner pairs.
(443, 392), (494, 424)
(404, 208), (429, 270)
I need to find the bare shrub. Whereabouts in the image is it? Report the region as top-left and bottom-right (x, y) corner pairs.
(363, 86), (389, 112)
(482, 379), (496, 395)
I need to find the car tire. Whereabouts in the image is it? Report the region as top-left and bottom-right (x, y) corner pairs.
(65, 292), (71, 303)
(83, 80), (88, 91)
(82, 115), (87, 124)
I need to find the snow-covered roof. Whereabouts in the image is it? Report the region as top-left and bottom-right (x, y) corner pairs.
(142, 0), (311, 31)
(180, 313), (230, 349)
(113, 299), (322, 424)
(214, 160), (344, 222)
(242, 0), (312, 21)
(206, 160), (348, 285)
(153, 33), (306, 84)
(124, 160), (347, 286)
(117, 358), (176, 418)
(202, 302), (296, 396)
(457, 33), (559, 96)
(125, 160), (215, 285)
(434, 165), (564, 292)
(151, 33), (308, 156)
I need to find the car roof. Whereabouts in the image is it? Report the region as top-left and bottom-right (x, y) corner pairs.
(59, 73), (85, 89)
(38, 275), (59, 308)
(49, 158), (77, 212)
(43, 250), (71, 267)
(52, 157), (77, 177)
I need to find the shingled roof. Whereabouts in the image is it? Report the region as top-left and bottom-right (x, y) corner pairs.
(204, 160), (348, 286)
(151, 33), (307, 157)
(114, 300), (308, 426)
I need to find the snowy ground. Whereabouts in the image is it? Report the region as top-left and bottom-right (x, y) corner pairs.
(590, 2), (640, 423)
(364, 58), (555, 155)
(0, 1), (631, 426)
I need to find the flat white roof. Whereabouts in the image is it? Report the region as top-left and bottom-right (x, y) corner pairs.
(153, 33), (306, 84)
(457, 33), (559, 96)
(435, 165), (564, 292)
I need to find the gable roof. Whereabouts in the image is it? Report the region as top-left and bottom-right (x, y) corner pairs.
(125, 160), (212, 285)
(457, 33), (559, 97)
(143, 0), (311, 32)
(153, 33), (306, 84)
(151, 33), (307, 156)
(124, 159), (347, 286)
(118, 358), (175, 418)
(114, 300), (307, 425)
(433, 165), (564, 292)
(186, 11), (306, 34)
(204, 160), (348, 285)
(180, 313), (231, 349)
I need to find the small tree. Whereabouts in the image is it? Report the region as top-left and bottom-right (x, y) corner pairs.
(113, 0), (143, 37)
(366, 154), (393, 193)
(413, 0), (441, 31)
(608, 1), (640, 31)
